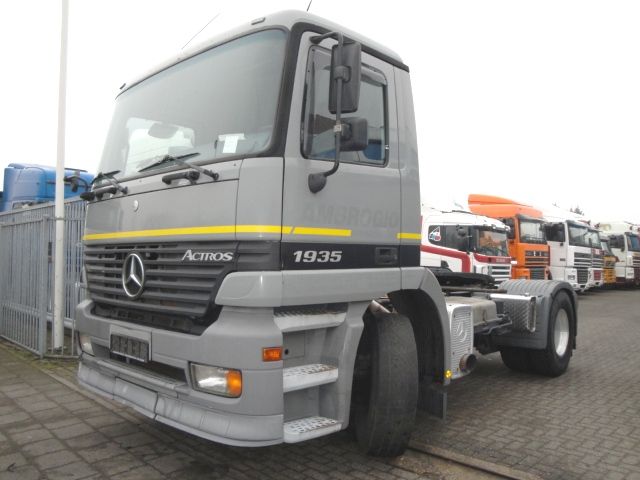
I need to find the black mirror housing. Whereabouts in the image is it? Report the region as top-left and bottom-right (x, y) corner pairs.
(340, 117), (368, 151)
(502, 218), (516, 239)
(329, 41), (361, 114)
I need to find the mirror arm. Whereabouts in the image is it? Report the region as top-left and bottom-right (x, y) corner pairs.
(309, 32), (346, 194)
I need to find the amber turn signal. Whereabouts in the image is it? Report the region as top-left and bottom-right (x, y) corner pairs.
(262, 347), (283, 362)
(226, 370), (243, 397)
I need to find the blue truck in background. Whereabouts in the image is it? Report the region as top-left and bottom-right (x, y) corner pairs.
(0, 163), (94, 212)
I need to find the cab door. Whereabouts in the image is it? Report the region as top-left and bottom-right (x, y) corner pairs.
(281, 33), (402, 283)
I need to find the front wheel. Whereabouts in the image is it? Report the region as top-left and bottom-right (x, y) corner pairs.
(352, 312), (418, 457)
(529, 291), (575, 377)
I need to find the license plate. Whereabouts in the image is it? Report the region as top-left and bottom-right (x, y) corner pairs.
(110, 334), (149, 363)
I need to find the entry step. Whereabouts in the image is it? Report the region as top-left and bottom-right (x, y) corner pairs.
(284, 416), (342, 443)
(283, 364), (338, 393)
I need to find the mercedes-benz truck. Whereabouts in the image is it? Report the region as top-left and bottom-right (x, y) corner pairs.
(74, 11), (579, 456)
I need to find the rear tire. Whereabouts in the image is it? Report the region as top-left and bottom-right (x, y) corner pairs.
(352, 312), (418, 457)
(529, 291), (575, 377)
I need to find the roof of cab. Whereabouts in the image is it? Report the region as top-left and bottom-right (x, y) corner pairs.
(120, 10), (406, 95)
(468, 193), (545, 219)
(422, 208), (508, 230)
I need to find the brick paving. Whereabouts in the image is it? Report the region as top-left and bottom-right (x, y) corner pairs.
(0, 346), (425, 479)
(413, 289), (640, 480)
(0, 289), (639, 479)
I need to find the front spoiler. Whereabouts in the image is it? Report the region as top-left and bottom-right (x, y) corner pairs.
(78, 356), (283, 447)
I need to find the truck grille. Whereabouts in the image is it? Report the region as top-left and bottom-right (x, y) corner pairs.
(604, 256), (617, 268)
(84, 241), (278, 334)
(488, 265), (511, 282)
(529, 267), (546, 280)
(592, 254), (603, 268)
(573, 252), (592, 268)
(524, 250), (549, 267)
(633, 256), (640, 267)
(577, 268), (588, 285)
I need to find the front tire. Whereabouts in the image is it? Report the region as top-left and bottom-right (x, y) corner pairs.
(352, 312), (418, 457)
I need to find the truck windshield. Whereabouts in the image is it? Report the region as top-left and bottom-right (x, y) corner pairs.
(601, 239), (613, 254)
(568, 224), (590, 247)
(519, 219), (546, 244)
(98, 29), (287, 178)
(586, 229), (601, 247)
(627, 234), (640, 251)
(474, 228), (509, 256)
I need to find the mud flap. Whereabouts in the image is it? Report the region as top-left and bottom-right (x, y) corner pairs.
(419, 382), (447, 420)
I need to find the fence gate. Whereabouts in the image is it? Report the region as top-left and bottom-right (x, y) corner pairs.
(0, 200), (86, 357)
(0, 217), (48, 355)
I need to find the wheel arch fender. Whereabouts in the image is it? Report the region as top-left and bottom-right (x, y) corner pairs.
(389, 268), (452, 385)
(498, 279), (578, 350)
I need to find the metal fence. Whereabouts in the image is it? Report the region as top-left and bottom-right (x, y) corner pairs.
(0, 199), (86, 357)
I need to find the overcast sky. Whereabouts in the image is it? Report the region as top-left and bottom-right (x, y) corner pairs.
(1, 0), (639, 223)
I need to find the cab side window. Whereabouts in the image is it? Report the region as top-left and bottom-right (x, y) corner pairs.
(302, 46), (387, 165)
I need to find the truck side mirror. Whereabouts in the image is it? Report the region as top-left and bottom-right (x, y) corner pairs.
(309, 34), (362, 193)
(340, 117), (368, 151)
(329, 41), (361, 114)
(456, 236), (469, 252)
(502, 218), (515, 239)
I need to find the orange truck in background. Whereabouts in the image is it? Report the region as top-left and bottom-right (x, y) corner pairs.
(468, 194), (550, 280)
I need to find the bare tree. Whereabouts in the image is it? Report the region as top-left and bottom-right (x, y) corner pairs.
(570, 205), (584, 215)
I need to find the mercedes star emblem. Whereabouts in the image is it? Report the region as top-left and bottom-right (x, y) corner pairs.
(122, 253), (145, 299)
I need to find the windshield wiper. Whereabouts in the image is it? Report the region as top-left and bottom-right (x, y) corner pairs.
(80, 170), (127, 201)
(138, 153), (200, 172)
(91, 170), (121, 185)
(138, 153), (219, 181)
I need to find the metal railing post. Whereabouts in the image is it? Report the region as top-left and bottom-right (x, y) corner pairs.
(38, 217), (49, 358)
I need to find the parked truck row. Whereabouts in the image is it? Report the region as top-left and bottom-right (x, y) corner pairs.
(71, 11), (600, 457)
(421, 194), (638, 292)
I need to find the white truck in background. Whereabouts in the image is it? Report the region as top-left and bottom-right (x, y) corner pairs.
(596, 221), (640, 286)
(421, 209), (512, 283)
(543, 210), (594, 292)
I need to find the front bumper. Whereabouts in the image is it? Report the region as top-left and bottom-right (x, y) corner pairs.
(75, 299), (285, 446)
(78, 356), (283, 446)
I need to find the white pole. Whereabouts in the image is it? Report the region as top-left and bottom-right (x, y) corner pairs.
(53, 0), (69, 351)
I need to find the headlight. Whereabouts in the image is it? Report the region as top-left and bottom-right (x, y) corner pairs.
(190, 364), (242, 397)
(78, 333), (94, 356)
(567, 274), (576, 281)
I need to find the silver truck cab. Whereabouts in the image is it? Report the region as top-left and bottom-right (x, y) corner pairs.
(76, 10), (577, 456)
